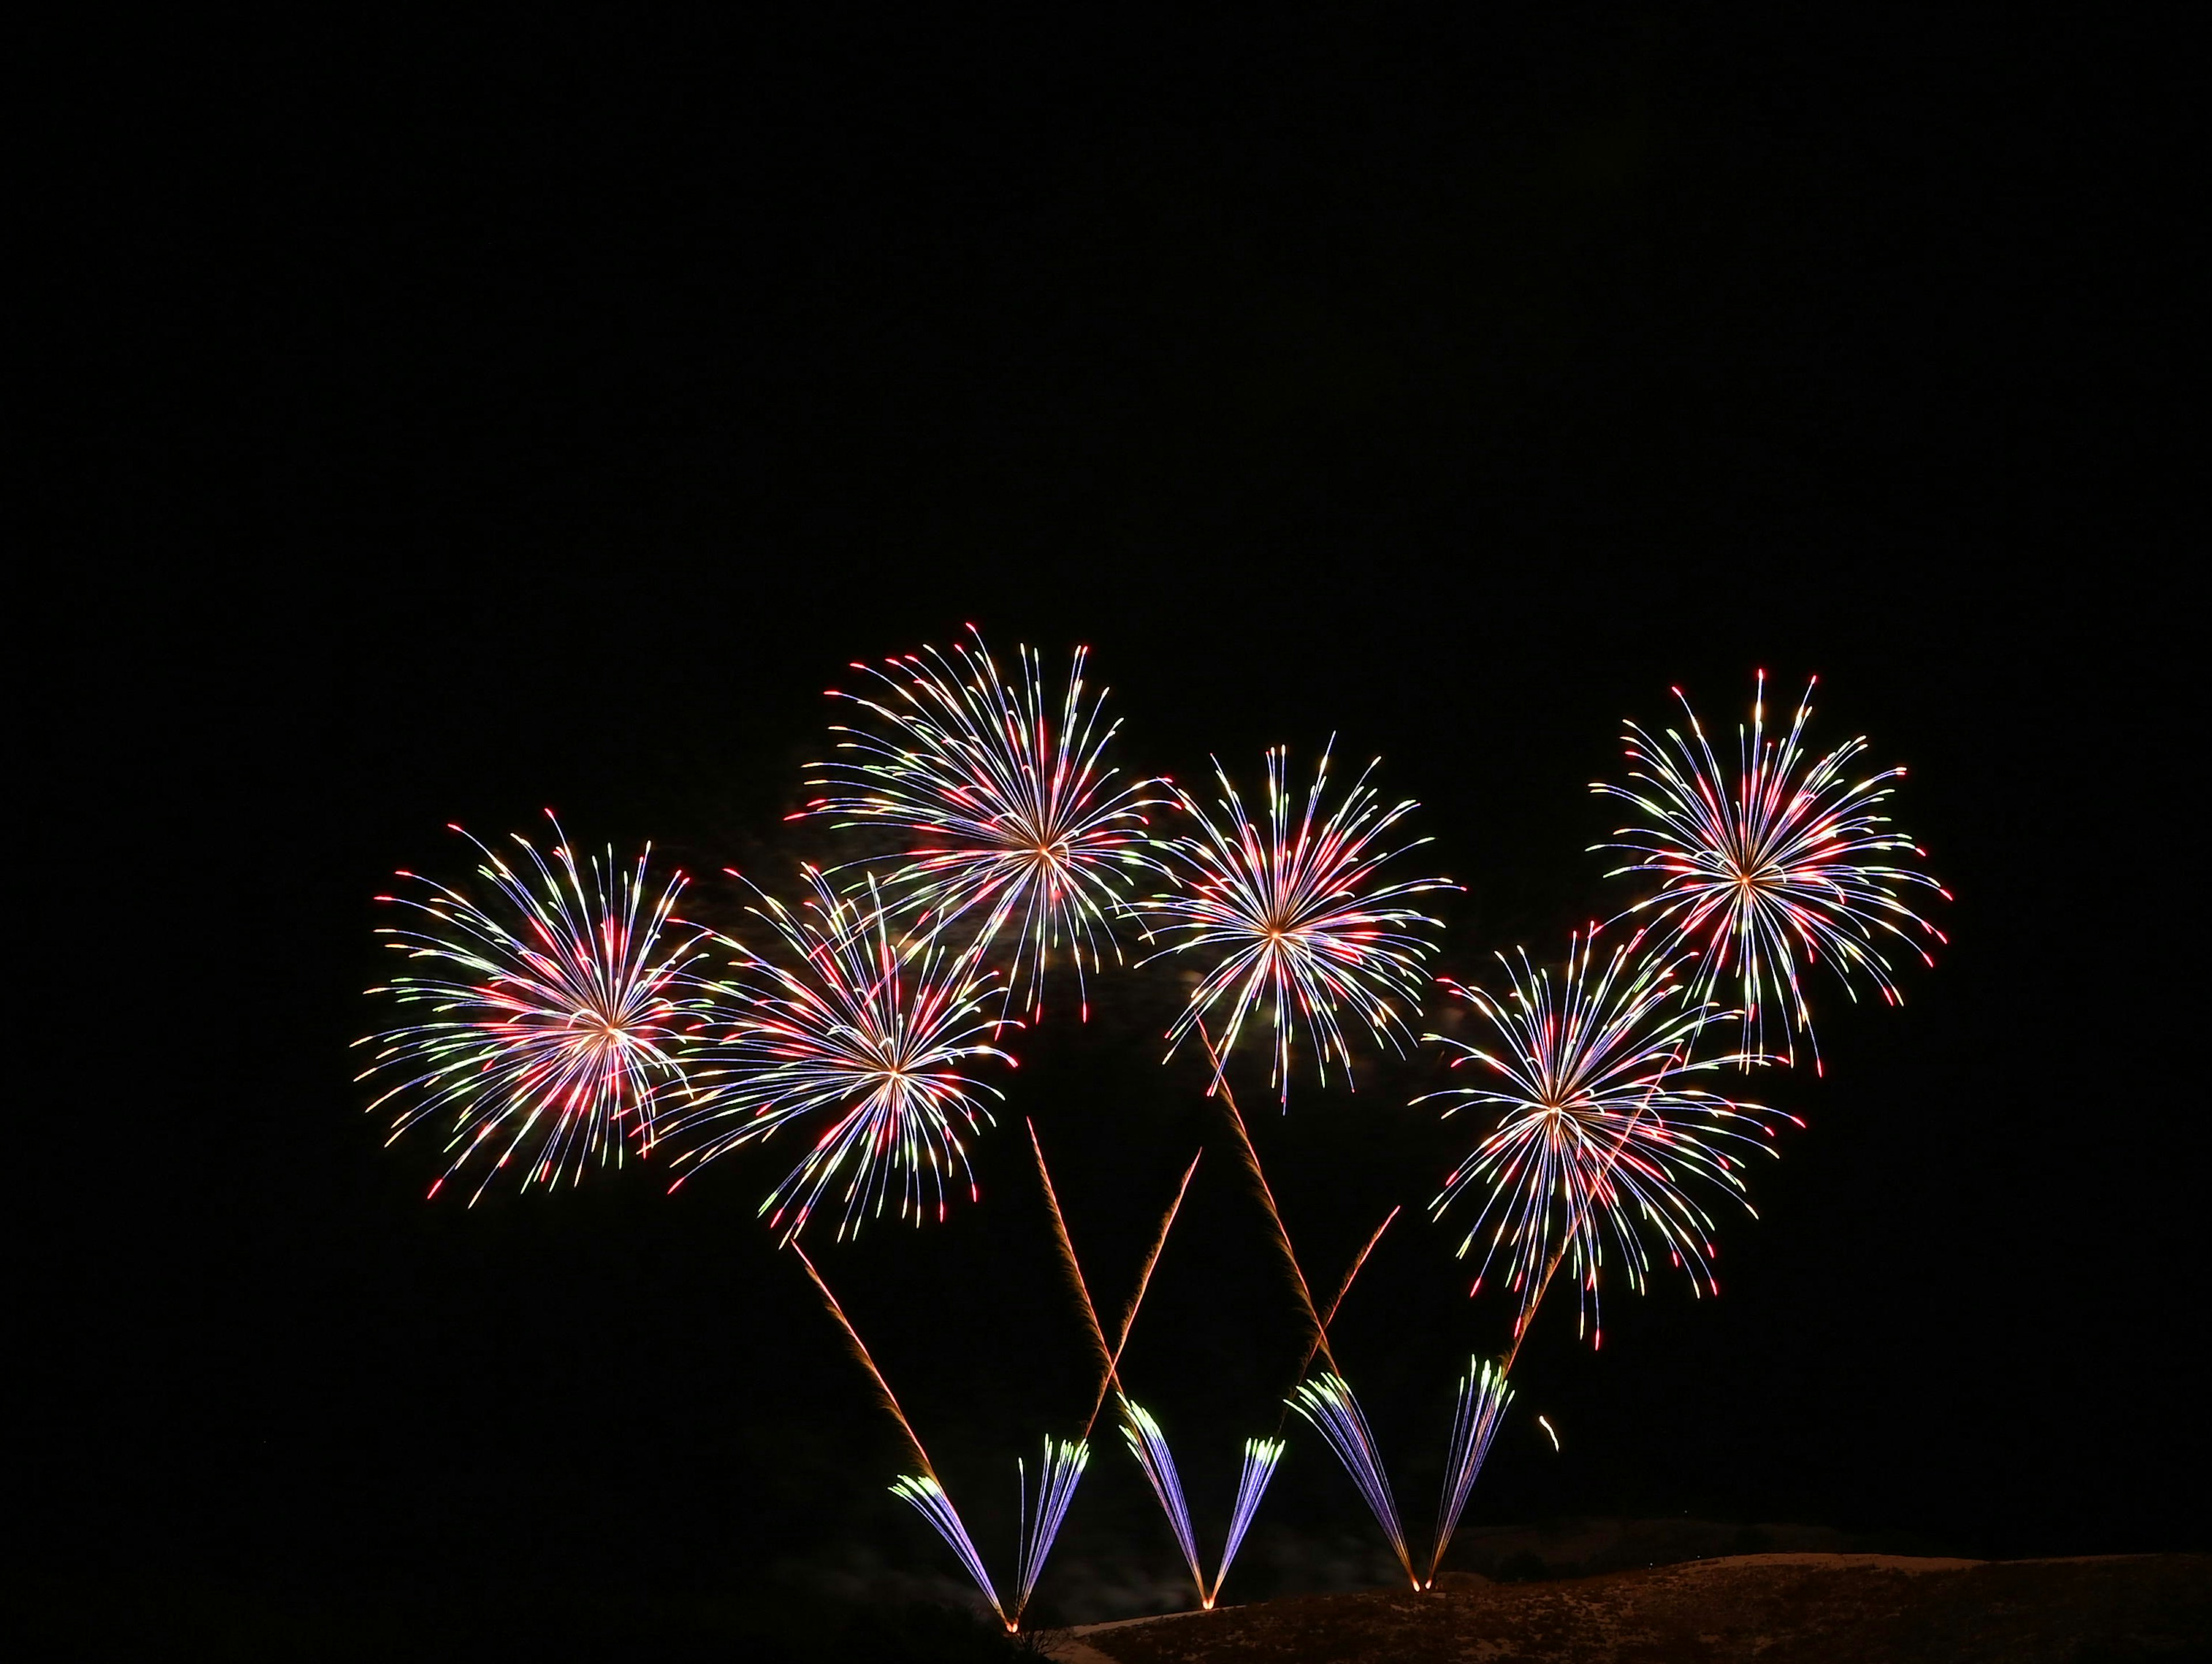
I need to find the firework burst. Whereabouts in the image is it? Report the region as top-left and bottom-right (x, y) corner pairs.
(1421, 930), (1795, 1350)
(355, 816), (713, 1202)
(673, 868), (1012, 1241)
(1592, 672), (1948, 1071)
(1142, 743), (1454, 1103)
(797, 626), (1171, 1022)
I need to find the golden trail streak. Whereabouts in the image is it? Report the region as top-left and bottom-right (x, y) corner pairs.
(791, 1242), (937, 1483)
(1297, 1204), (1400, 1383)
(1199, 1019), (1336, 1378)
(1085, 1148), (1203, 1436)
(1029, 1118), (1115, 1391)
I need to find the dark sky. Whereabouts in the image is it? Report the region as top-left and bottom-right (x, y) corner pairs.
(39, 8), (2198, 1648)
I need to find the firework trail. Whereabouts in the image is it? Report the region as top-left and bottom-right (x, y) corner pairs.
(1592, 672), (1948, 1072)
(1028, 1121), (1201, 1434)
(1289, 1373), (1416, 1589)
(1029, 1120), (1116, 1397)
(1090, 1151), (1203, 1434)
(1010, 1438), (1091, 1624)
(1427, 1357), (1513, 1584)
(1286, 1205), (1400, 1391)
(1204, 1028), (1339, 1376)
(1142, 743), (1455, 1103)
(792, 1244), (938, 1481)
(798, 625), (1171, 1023)
(1119, 1401), (1291, 1609)
(671, 867), (1012, 1242)
(355, 815), (714, 1202)
(795, 1243), (1086, 1632)
(1120, 1401), (1205, 1595)
(1420, 929), (1793, 1353)
(1217, 1437), (1289, 1600)
(888, 1474), (1002, 1623)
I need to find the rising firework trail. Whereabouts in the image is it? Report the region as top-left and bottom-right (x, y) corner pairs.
(671, 867), (1012, 1242)
(355, 815), (714, 1202)
(1426, 1357), (1513, 1584)
(798, 625), (1171, 1023)
(794, 1243), (1086, 1633)
(1142, 742), (1455, 1103)
(1421, 929), (1794, 1353)
(1592, 672), (1948, 1072)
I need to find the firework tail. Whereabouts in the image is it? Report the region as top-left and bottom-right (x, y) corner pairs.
(1199, 1020), (1336, 1376)
(1287, 1373), (1417, 1588)
(1016, 1127), (1202, 1625)
(1086, 1149), (1203, 1434)
(794, 1245), (1023, 1627)
(1029, 1119), (1116, 1392)
(1425, 1357), (1513, 1585)
(791, 1243), (937, 1481)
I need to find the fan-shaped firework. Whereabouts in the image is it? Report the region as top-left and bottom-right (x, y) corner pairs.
(1427, 1357), (1513, 1584)
(1592, 672), (1948, 1071)
(1420, 931), (1795, 1349)
(1142, 743), (1454, 1102)
(1288, 1372), (1415, 1587)
(354, 816), (713, 1202)
(1119, 1400), (1287, 1609)
(673, 868), (1012, 1241)
(797, 626), (1171, 1022)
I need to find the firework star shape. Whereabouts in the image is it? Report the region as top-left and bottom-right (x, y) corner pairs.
(355, 816), (715, 1202)
(797, 625), (1171, 1023)
(672, 867), (1013, 1241)
(1592, 672), (1949, 1072)
(1141, 742), (1455, 1103)
(1420, 929), (1796, 1348)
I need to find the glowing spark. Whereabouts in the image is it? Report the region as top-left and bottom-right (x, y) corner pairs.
(1537, 1415), (1560, 1451)
(355, 815), (713, 1202)
(1142, 743), (1454, 1103)
(1592, 672), (1948, 1072)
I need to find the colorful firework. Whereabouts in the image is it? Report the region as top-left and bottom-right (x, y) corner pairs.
(1427, 1357), (1513, 1584)
(1142, 744), (1453, 1103)
(798, 626), (1171, 1022)
(1421, 929), (1795, 1352)
(1217, 1436), (1289, 1601)
(1288, 1372), (1415, 1589)
(1010, 1437), (1092, 1623)
(672, 867), (1012, 1242)
(889, 1474), (1003, 1623)
(1591, 672), (1948, 1071)
(354, 815), (714, 1202)
(1119, 1400), (1287, 1609)
(797, 1245), (1088, 1633)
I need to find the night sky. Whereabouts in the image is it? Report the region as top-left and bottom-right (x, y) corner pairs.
(38, 10), (2198, 1654)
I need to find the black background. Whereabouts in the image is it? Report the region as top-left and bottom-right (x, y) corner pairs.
(34, 9), (2199, 1655)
